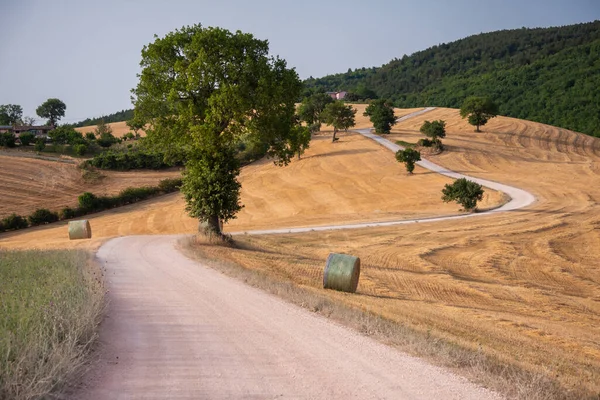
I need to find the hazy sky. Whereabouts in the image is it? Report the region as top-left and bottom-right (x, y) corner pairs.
(1, 0), (598, 123)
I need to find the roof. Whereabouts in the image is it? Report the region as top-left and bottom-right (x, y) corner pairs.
(0, 125), (12, 129)
(12, 125), (53, 130)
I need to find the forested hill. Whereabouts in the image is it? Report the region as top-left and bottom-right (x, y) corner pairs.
(73, 109), (133, 127)
(305, 20), (600, 137)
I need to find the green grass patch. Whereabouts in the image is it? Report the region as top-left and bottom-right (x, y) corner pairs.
(395, 140), (416, 148)
(0, 250), (104, 399)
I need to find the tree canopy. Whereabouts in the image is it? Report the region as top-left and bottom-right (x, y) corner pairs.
(364, 99), (396, 134)
(460, 97), (498, 132)
(36, 98), (66, 126)
(321, 101), (356, 142)
(132, 24), (302, 235)
(297, 92), (334, 129)
(442, 178), (484, 211)
(0, 104), (23, 125)
(395, 148), (421, 174)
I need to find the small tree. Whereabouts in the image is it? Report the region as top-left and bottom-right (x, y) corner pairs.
(298, 92), (334, 130)
(34, 138), (46, 152)
(460, 97), (498, 132)
(364, 99), (396, 134)
(95, 120), (117, 147)
(288, 125), (311, 159)
(420, 120), (446, 150)
(18, 132), (35, 146)
(321, 101), (356, 142)
(28, 208), (59, 226)
(395, 148), (421, 174)
(21, 116), (37, 126)
(73, 143), (88, 156)
(0, 132), (16, 148)
(36, 98), (66, 126)
(441, 178), (484, 211)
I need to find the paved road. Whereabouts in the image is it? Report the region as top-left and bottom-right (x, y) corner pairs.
(230, 108), (535, 236)
(76, 235), (502, 399)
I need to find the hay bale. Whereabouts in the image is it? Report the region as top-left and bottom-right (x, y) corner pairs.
(323, 253), (360, 293)
(68, 220), (92, 240)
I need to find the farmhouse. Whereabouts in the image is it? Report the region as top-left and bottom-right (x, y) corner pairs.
(326, 91), (348, 100)
(8, 125), (53, 138)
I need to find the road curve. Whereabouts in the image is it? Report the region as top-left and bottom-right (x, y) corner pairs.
(230, 108), (535, 236)
(76, 235), (502, 399)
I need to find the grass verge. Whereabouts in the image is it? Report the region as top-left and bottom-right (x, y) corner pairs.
(180, 235), (592, 400)
(395, 140), (416, 148)
(0, 249), (104, 400)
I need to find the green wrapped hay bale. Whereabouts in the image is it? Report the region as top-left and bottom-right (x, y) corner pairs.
(323, 253), (360, 293)
(68, 220), (92, 240)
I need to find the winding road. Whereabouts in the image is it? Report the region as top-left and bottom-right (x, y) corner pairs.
(75, 108), (537, 399)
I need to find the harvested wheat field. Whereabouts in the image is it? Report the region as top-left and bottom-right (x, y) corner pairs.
(0, 119), (504, 248)
(0, 155), (181, 218)
(3, 106), (600, 394)
(195, 108), (600, 395)
(75, 121), (146, 138)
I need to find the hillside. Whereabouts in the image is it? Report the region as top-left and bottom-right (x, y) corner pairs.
(305, 20), (600, 137)
(3, 108), (600, 394)
(0, 155), (179, 218)
(73, 109), (134, 128)
(74, 121), (146, 138)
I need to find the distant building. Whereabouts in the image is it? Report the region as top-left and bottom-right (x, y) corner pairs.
(11, 125), (54, 138)
(0, 125), (12, 133)
(326, 91), (348, 100)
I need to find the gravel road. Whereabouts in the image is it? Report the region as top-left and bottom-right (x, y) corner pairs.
(75, 235), (502, 399)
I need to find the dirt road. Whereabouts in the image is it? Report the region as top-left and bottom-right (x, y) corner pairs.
(75, 235), (501, 399)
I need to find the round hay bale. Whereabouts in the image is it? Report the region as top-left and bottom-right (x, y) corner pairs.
(323, 253), (360, 293)
(68, 220), (92, 240)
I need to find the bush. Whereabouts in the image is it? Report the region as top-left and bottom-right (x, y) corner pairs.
(1, 214), (29, 231)
(28, 209), (59, 226)
(96, 132), (118, 148)
(60, 207), (76, 220)
(0, 132), (16, 148)
(34, 138), (46, 152)
(18, 132), (35, 146)
(417, 138), (434, 147)
(78, 192), (100, 212)
(85, 132), (95, 141)
(158, 178), (182, 193)
(73, 143), (88, 156)
(117, 187), (159, 205)
(441, 178), (484, 211)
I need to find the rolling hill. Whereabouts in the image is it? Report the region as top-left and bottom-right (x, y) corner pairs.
(305, 20), (600, 137)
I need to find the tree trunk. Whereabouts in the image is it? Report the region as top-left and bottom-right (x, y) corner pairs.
(199, 214), (222, 236)
(332, 128), (338, 142)
(297, 152), (301, 160)
(476, 124), (481, 132)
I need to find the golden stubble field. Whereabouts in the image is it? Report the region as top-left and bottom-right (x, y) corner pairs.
(74, 121), (145, 138)
(0, 155), (181, 219)
(2, 106), (599, 393)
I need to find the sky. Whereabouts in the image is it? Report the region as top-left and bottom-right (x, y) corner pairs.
(1, 0), (598, 124)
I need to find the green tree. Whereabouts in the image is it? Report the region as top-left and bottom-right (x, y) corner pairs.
(441, 178), (484, 211)
(36, 98), (66, 126)
(73, 143), (88, 156)
(420, 119), (446, 149)
(49, 126), (84, 145)
(34, 138), (46, 152)
(0, 104), (23, 125)
(460, 97), (498, 132)
(321, 101), (356, 142)
(0, 132), (16, 148)
(18, 132), (35, 146)
(297, 92), (334, 130)
(395, 148), (421, 174)
(95, 120), (117, 147)
(131, 24), (302, 235)
(85, 132), (96, 141)
(364, 99), (396, 134)
(288, 124), (311, 159)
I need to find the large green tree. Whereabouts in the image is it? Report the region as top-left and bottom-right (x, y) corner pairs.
(321, 101), (356, 142)
(36, 98), (66, 126)
(364, 99), (396, 134)
(0, 104), (23, 125)
(297, 92), (334, 130)
(442, 178), (484, 211)
(395, 148), (421, 174)
(132, 24), (302, 235)
(460, 96), (498, 132)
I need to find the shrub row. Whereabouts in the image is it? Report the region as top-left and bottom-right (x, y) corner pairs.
(84, 149), (178, 171)
(0, 178), (182, 233)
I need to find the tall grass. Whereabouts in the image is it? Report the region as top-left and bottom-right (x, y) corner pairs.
(0, 250), (104, 400)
